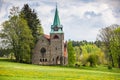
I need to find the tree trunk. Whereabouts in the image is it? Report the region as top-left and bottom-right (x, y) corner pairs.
(109, 54), (114, 67)
(111, 56), (114, 67)
(90, 62), (93, 67)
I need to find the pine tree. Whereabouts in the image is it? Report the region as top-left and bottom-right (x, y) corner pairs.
(20, 4), (43, 42)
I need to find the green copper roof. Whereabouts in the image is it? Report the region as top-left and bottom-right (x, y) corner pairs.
(53, 6), (60, 26)
(50, 5), (63, 33)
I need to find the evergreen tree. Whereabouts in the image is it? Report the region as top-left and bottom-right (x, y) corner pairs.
(20, 4), (43, 42)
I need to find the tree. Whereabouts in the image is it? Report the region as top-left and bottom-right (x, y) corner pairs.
(94, 40), (102, 48)
(20, 4), (43, 42)
(110, 27), (120, 68)
(67, 40), (76, 66)
(0, 6), (33, 63)
(97, 24), (119, 67)
(0, 48), (11, 57)
(81, 44), (105, 66)
(74, 46), (82, 63)
(87, 54), (98, 67)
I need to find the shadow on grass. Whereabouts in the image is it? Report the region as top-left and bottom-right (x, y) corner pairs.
(0, 57), (32, 65)
(0, 57), (15, 62)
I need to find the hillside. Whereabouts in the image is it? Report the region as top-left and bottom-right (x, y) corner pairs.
(0, 58), (120, 80)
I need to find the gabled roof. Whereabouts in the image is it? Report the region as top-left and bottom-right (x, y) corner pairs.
(44, 34), (50, 41)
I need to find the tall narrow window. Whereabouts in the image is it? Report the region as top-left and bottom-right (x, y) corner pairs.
(40, 59), (42, 62)
(40, 47), (46, 58)
(53, 58), (54, 61)
(45, 59), (47, 62)
(55, 47), (57, 50)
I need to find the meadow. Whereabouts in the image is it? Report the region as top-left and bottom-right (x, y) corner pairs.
(0, 58), (120, 80)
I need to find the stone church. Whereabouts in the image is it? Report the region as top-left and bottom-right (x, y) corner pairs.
(32, 6), (68, 65)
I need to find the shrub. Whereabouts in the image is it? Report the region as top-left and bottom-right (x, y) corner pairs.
(87, 54), (98, 67)
(108, 65), (112, 69)
(75, 63), (80, 67)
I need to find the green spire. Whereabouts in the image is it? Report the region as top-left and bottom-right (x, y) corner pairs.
(50, 5), (63, 33)
(53, 5), (60, 26)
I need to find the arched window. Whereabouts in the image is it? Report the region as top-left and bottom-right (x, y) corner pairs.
(40, 47), (46, 57)
(53, 58), (54, 61)
(53, 35), (59, 39)
(40, 47), (46, 53)
(45, 59), (47, 62)
(40, 59), (42, 62)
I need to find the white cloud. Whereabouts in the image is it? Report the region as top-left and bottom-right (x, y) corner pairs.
(101, 9), (117, 25)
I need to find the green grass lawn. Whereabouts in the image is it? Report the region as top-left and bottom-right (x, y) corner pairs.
(0, 58), (120, 80)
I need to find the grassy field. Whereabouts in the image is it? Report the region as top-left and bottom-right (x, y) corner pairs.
(0, 58), (120, 80)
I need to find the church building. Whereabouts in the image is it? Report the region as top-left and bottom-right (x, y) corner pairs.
(32, 6), (68, 65)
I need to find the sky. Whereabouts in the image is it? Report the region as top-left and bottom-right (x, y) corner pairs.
(0, 0), (120, 41)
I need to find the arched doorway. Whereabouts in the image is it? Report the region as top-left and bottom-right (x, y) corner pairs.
(56, 56), (60, 64)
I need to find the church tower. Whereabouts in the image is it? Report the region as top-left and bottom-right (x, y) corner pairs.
(50, 6), (64, 65)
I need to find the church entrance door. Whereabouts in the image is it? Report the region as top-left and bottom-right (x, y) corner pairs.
(56, 56), (60, 64)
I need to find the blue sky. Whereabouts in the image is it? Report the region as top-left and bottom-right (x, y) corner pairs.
(0, 0), (120, 41)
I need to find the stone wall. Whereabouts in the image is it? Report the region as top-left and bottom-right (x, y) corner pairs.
(32, 36), (51, 65)
(32, 33), (68, 65)
(50, 33), (65, 65)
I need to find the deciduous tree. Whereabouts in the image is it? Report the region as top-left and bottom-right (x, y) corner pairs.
(67, 40), (76, 66)
(0, 6), (33, 63)
(110, 27), (120, 68)
(97, 24), (119, 67)
(81, 44), (105, 66)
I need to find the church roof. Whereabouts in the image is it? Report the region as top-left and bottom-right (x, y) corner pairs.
(53, 5), (60, 26)
(44, 34), (50, 41)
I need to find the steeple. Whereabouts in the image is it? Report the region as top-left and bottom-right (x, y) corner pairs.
(51, 5), (63, 33)
(53, 5), (60, 26)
